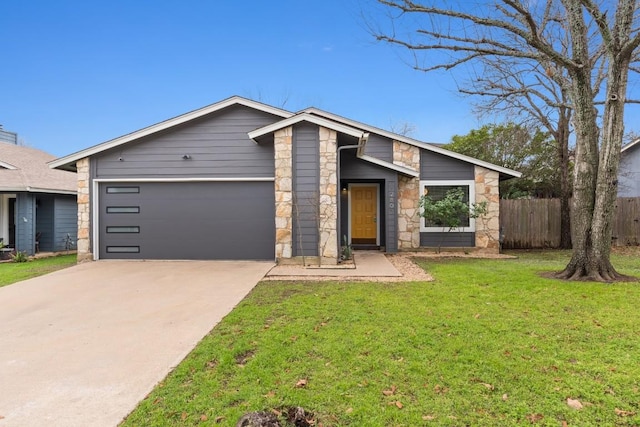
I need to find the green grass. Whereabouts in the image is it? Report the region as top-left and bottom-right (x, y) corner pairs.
(0, 254), (77, 287)
(122, 250), (640, 426)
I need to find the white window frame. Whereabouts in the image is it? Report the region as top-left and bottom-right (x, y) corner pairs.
(419, 180), (476, 233)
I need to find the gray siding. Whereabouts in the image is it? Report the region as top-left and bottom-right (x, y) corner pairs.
(292, 123), (319, 257)
(364, 134), (393, 162)
(53, 195), (78, 252)
(35, 195), (55, 252)
(93, 105), (280, 178)
(618, 146), (640, 197)
(340, 150), (398, 252)
(15, 193), (36, 255)
(421, 150), (474, 180)
(420, 232), (475, 247)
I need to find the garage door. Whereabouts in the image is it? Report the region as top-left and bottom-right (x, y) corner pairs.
(98, 181), (275, 260)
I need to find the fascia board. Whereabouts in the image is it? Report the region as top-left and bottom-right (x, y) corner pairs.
(0, 186), (76, 195)
(357, 154), (420, 177)
(622, 138), (640, 153)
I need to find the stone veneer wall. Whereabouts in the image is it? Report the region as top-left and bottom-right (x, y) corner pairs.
(394, 141), (421, 249)
(318, 127), (338, 261)
(474, 166), (500, 252)
(76, 157), (92, 262)
(274, 127), (293, 259)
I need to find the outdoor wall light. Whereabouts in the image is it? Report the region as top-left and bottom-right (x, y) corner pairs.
(182, 154), (191, 160)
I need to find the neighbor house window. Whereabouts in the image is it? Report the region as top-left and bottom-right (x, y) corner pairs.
(419, 180), (476, 232)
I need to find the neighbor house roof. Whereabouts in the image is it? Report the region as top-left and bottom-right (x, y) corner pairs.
(621, 138), (640, 153)
(0, 142), (77, 194)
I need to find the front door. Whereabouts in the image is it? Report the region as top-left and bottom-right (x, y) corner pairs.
(351, 185), (378, 245)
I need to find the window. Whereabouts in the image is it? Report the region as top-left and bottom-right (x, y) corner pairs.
(106, 186), (139, 194)
(106, 226), (140, 233)
(106, 206), (140, 214)
(419, 180), (476, 232)
(106, 246), (140, 253)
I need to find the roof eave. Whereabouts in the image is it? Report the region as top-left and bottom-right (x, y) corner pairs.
(357, 154), (420, 177)
(0, 186), (76, 195)
(621, 138), (640, 153)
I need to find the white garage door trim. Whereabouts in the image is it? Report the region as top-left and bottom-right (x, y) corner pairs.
(92, 177), (275, 260)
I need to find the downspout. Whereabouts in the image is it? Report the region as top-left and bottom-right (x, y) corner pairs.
(335, 133), (369, 262)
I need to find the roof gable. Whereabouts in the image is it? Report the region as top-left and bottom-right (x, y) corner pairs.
(50, 96), (294, 171)
(248, 112), (366, 140)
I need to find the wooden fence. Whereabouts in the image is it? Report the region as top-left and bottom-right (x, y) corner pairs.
(500, 197), (640, 249)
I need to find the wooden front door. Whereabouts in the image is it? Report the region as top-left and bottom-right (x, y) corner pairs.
(351, 186), (378, 244)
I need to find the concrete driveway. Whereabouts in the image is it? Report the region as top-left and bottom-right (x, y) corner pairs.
(0, 260), (273, 427)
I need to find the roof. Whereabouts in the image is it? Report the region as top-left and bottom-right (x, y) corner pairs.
(0, 142), (77, 194)
(301, 107), (521, 179)
(622, 138), (640, 153)
(49, 95), (521, 179)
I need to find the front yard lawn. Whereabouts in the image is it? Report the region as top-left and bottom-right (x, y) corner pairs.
(0, 254), (77, 287)
(122, 250), (640, 426)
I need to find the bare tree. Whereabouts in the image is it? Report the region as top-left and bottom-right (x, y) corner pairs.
(389, 120), (417, 136)
(461, 56), (574, 249)
(372, 0), (640, 281)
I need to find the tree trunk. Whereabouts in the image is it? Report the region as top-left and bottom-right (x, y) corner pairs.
(556, 68), (601, 280)
(584, 57), (630, 281)
(555, 0), (637, 281)
(557, 108), (572, 249)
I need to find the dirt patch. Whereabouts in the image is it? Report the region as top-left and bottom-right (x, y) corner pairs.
(404, 250), (517, 259)
(235, 349), (256, 366)
(384, 253), (433, 282)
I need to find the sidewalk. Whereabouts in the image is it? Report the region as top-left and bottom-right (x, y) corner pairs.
(265, 251), (402, 279)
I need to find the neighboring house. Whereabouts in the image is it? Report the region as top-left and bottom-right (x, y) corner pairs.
(0, 126), (18, 145)
(0, 141), (77, 255)
(618, 138), (640, 197)
(50, 96), (520, 263)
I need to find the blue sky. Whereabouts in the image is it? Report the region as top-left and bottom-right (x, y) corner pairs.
(2, 1), (639, 157)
